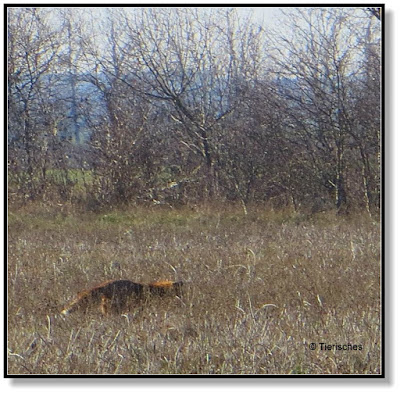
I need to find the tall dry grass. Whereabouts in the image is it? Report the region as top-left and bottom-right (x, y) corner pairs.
(7, 203), (381, 375)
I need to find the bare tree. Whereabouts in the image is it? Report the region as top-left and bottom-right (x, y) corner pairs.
(347, 11), (381, 215)
(74, 9), (164, 206)
(94, 7), (266, 199)
(267, 7), (381, 213)
(8, 7), (66, 200)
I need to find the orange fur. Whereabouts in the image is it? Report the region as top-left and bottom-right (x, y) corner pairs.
(148, 280), (184, 297)
(61, 279), (183, 316)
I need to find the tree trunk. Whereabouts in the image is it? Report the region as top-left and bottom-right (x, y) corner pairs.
(359, 145), (373, 216)
(200, 128), (218, 198)
(335, 144), (347, 212)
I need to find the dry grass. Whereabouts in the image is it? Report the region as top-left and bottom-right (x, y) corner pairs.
(7, 203), (381, 375)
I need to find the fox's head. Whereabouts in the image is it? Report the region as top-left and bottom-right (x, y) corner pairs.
(173, 281), (184, 297)
(61, 291), (91, 315)
(60, 307), (71, 316)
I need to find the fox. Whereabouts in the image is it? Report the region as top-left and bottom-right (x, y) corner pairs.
(61, 279), (183, 316)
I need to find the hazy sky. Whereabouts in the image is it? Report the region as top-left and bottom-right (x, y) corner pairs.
(236, 6), (282, 28)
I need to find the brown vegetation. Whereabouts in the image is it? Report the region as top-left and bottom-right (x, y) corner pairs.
(7, 204), (381, 375)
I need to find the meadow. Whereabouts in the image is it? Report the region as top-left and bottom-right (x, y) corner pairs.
(7, 203), (381, 375)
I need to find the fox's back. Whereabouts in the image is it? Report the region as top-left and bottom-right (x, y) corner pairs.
(96, 280), (144, 298)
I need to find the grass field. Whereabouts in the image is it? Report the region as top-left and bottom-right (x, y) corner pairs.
(7, 203), (381, 375)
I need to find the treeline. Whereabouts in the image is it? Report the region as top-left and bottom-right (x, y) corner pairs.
(7, 7), (381, 214)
